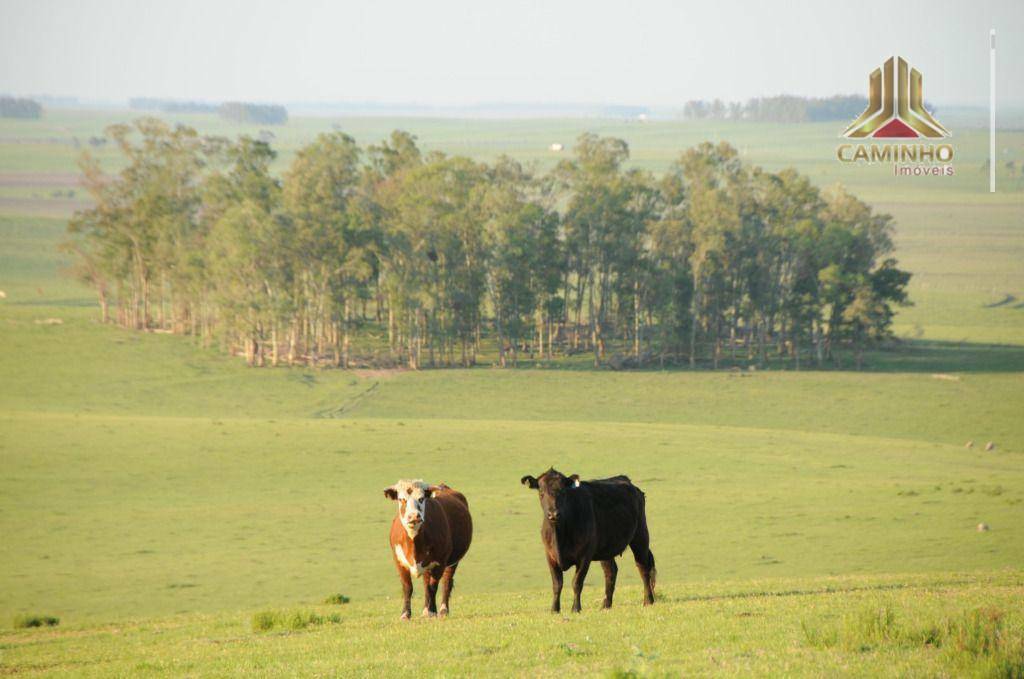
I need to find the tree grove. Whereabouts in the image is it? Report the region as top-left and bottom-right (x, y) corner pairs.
(66, 119), (910, 370)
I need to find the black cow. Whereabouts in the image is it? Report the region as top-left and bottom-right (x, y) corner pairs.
(520, 468), (656, 613)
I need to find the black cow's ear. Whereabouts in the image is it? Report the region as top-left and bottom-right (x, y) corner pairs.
(383, 486), (399, 500)
(520, 475), (539, 489)
(569, 474), (581, 488)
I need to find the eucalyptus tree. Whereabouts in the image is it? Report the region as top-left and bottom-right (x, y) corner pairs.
(362, 131), (423, 358)
(750, 167), (825, 367)
(68, 118), (207, 330)
(669, 142), (745, 366)
(207, 202), (289, 365)
(379, 153), (489, 367)
(555, 133), (636, 365)
(816, 185), (909, 366)
(204, 136), (287, 364)
(615, 168), (660, 359)
(66, 155), (129, 324)
(646, 168), (694, 363)
(483, 157), (562, 366)
(283, 132), (367, 366)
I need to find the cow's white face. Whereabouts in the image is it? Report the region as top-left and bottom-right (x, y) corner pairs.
(385, 480), (431, 538)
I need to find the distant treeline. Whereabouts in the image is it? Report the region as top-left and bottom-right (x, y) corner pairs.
(0, 96), (43, 119)
(218, 102), (288, 125)
(129, 99), (288, 125)
(66, 119), (909, 370)
(683, 95), (871, 123)
(129, 98), (218, 114)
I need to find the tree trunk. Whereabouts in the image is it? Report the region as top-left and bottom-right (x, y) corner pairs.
(288, 320), (297, 366)
(388, 298), (396, 356)
(271, 323), (279, 366)
(588, 272), (599, 367)
(689, 271), (700, 368)
(98, 289), (109, 324)
(142, 275), (151, 329)
(158, 273), (166, 330)
(633, 280), (641, 360)
(342, 298), (351, 369)
(814, 322), (823, 366)
(494, 301), (506, 368)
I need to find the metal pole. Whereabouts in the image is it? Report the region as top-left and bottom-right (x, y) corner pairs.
(990, 29), (996, 193)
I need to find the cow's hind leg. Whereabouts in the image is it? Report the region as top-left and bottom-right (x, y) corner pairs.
(600, 559), (618, 609)
(571, 558), (591, 613)
(422, 571), (439, 617)
(547, 557), (563, 613)
(398, 567), (413, 620)
(438, 563), (458, 616)
(630, 528), (657, 606)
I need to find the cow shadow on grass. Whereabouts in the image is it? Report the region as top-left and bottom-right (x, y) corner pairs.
(983, 294), (1017, 309)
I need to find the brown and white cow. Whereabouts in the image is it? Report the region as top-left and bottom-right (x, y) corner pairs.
(384, 479), (473, 619)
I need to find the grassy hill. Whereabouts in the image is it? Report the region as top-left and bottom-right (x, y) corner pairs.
(0, 111), (1021, 676)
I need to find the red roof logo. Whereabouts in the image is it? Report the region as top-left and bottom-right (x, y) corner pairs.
(843, 57), (949, 139)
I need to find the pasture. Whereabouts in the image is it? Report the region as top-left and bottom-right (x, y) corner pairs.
(0, 110), (1022, 676)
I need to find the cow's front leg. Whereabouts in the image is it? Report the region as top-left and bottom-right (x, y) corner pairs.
(398, 567), (413, 620)
(600, 559), (618, 609)
(571, 558), (591, 613)
(422, 569), (440, 617)
(439, 563), (458, 616)
(547, 557), (563, 613)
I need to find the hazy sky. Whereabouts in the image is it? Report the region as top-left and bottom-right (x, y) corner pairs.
(1, 0), (1021, 107)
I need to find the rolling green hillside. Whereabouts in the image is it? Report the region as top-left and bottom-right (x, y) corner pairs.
(0, 111), (1021, 676)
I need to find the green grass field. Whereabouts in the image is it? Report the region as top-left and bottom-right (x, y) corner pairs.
(1, 110), (1022, 676)
(2, 573), (1023, 676)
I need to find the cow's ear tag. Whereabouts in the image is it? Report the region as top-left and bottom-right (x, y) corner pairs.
(571, 475), (581, 488)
